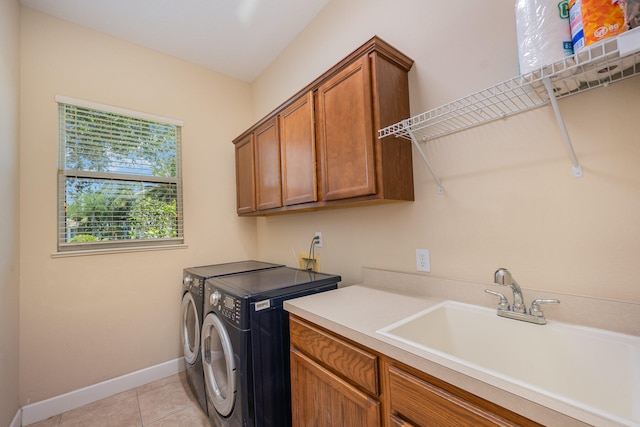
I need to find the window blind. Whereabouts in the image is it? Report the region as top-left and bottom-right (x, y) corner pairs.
(57, 99), (183, 252)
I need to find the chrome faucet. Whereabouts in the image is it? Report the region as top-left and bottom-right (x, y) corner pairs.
(485, 268), (560, 325)
(494, 268), (526, 313)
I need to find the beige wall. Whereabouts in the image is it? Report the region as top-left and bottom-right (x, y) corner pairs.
(0, 0), (21, 424)
(19, 7), (258, 404)
(252, 0), (640, 303)
(14, 0), (640, 410)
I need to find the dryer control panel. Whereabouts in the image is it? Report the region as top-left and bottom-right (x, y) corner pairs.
(221, 294), (241, 325)
(206, 285), (243, 327)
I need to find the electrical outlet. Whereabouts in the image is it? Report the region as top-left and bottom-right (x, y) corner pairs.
(416, 248), (430, 272)
(314, 232), (323, 247)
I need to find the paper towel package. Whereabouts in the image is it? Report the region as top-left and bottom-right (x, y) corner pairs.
(569, 0), (628, 51)
(516, 0), (574, 75)
(627, 0), (640, 29)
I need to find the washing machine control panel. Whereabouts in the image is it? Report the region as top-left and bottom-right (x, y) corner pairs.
(182, 274), (204, 297)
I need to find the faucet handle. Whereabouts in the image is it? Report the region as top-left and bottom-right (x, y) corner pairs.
(529, 299), (560, 318)
(485, 289), (510, 311)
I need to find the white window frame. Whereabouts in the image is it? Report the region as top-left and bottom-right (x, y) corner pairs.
(55, 95), (185, 255)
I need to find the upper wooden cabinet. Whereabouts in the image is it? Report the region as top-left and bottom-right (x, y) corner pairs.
(317, 55), (376, 201)
(233, 36), (414, 216)
(254, 117), (282, 210)
(280, 92), (317, 206)
(234, 134), (256, 214)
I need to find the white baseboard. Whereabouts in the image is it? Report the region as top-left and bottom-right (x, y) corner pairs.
(9, 409), (21, 427)
(21, 358), (184, 426)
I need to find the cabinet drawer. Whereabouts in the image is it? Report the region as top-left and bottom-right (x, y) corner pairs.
(388, 365), (520, 427)
(390, 414), (413, 427)
(290, 316), (378, 395)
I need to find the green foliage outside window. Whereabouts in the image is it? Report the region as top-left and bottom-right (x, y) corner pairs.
(59, 101), (183, 250)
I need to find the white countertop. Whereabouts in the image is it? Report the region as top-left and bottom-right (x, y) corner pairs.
(284, 283), (636, 427)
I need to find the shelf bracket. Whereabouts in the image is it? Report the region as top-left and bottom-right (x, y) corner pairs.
(542, 78), (583, 178)
(407, 128), (444, 194)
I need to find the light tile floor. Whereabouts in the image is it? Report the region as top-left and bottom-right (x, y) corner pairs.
(26, 372), (210, 427)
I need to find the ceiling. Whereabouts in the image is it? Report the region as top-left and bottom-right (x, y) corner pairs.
(20, 0), (330, 82)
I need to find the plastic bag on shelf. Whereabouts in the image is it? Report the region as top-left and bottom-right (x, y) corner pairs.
(516, 0), (575, 75)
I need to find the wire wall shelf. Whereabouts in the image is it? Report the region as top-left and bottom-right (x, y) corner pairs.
(379, 29), (640, 193)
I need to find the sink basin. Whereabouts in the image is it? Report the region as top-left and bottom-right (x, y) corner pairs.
(377, 301), (640, 426)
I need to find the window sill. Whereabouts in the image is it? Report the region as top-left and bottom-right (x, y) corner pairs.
(51, 244), (188, 258)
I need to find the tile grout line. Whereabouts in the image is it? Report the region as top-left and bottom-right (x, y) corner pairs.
(135, 387), (143, 426)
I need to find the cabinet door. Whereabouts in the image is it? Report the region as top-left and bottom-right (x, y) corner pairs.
(317, 55), (376, 201)
(290, 348), (380, 427)
(235, 134), (255, 214)
(280, 92), (317, 206)
(254, 117), (282, 210)
(388, 366), (520, 427)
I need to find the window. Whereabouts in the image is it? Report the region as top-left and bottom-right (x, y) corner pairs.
(57, 96), (183, 253)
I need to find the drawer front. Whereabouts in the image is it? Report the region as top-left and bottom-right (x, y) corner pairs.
(390, 414), (413, 427)
(388, 366), (518, 427)
(290, 316), (378, 395)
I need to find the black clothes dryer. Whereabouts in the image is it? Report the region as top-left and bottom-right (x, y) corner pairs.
(201, 267), (341, 427)
(181, 261), (282, 414)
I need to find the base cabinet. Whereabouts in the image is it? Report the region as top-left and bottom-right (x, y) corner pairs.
(289, 316), (381, 427)
(289, 315), (542, 427)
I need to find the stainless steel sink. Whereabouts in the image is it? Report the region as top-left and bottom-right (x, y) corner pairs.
(377, 300), (640, 426)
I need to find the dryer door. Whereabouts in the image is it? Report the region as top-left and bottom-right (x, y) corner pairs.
(181, 292), (200, 365)
(201, 313), (236, 417)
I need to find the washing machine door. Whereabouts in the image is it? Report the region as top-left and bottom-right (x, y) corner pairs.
(181, 292), (200, 365)
(201, 313), (236, 417)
